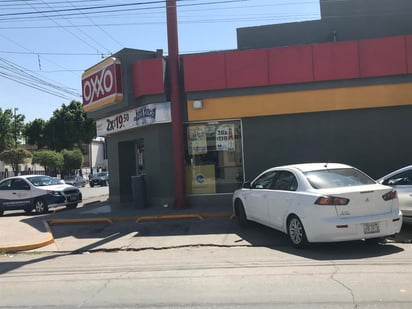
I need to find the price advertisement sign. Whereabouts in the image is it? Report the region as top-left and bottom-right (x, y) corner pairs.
(96, 102), (171, 136)
(216, 124), (235, 151)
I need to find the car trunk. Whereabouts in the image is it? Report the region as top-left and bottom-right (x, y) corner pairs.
(319, 184), (395, 217)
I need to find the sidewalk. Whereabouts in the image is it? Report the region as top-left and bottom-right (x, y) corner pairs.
(0, 197), (237, 253)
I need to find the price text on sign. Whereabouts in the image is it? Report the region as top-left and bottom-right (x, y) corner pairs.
(106, 114), (130, 132)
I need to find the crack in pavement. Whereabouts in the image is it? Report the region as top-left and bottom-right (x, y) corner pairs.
(330, 264), (358, 308)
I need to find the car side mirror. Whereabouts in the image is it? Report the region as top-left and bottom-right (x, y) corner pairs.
(243, 181), (251, 189)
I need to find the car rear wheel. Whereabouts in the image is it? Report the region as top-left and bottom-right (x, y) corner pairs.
(287, 215), (308, 248)
(235, 200), (249, 227)
(0, 210), (3, 216)
(34, 199), (48, 214)
(90, 182), (94, 187)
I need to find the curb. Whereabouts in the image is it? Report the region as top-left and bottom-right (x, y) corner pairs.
(0, 211), (234, 253)
(0, 220), (55, 253)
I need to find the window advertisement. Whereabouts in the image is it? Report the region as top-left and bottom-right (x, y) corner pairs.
(188, 125), (207, 155)
(185, 120), (243, 194)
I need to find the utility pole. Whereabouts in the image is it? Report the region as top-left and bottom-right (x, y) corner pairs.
(166, 0), (187, 208)
(14, 107), (18, 148)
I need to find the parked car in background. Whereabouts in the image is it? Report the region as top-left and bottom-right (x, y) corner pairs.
(377, 165), (412, 224)
(89, 172), (109, 187)
(0, 175), (82, 215)
(233, 163), (402, 248)
(64, 175), (87, 187)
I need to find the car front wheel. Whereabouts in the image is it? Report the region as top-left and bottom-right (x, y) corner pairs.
(287, 215), (308, 248)
(34, 199), (48, 214)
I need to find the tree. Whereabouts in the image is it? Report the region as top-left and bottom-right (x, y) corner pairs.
(24, 118), (47, 148)
(32, 150), (63, 175)
(62, 149), (84, 175)
(0, 148), (32, 175)
(0, 108), (25, 152)
(43, 100), (96, 151)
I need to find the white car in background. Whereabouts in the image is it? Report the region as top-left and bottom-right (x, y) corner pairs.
(0, 175), (82, 216)
(233, 163), (402, 248)
(377, 165), (412, 224)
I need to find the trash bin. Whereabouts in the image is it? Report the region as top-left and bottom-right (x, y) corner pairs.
(131, 174), (148, 208)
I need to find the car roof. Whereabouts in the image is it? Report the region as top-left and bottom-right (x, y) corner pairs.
(6, 174), (48, 179)
(378, 165), (412, 180)
(268, 163), (353, 173)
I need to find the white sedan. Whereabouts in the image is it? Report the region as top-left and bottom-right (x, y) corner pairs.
(0, 175), (82, 216)
(377, 165), (412, 224)
(233, 163), (402, 247)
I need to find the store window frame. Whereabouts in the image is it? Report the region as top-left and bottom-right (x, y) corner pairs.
(184, 119), (244, 195)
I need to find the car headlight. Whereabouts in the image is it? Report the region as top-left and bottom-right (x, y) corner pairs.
(47, 190), (63, 196)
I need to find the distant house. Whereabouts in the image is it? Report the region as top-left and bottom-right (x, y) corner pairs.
(88, 137), (108, 175)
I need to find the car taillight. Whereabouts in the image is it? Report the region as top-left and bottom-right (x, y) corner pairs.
(315, 196), (350, 205)
(382, 190), (397, 201)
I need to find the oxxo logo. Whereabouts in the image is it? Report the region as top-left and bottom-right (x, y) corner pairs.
(82, 58), (122, 107)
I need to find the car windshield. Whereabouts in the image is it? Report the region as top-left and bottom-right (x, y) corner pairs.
(304, 168), (376, 189)
(97, 172), (108, 177)
(27, 176), (62, 187)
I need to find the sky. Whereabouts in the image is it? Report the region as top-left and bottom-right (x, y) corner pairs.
(0, 0), (320, 123)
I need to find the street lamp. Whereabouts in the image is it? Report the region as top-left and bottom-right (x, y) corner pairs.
(14, 107), (18, 148)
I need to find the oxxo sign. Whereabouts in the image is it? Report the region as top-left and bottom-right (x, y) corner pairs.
(82, 57), (123, 112)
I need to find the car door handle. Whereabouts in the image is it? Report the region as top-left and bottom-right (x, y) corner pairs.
(12, 192), (17, 195)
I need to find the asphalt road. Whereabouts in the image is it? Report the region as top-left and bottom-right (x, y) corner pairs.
(1, 244), (412, 308)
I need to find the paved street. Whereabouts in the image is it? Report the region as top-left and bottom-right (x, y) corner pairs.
(2, 243), (412, 308)
(2, 184), (412, 307)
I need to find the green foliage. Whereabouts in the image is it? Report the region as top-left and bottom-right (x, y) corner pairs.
(0, 108), (25, 152)
(24, 118), (46, 148)
(32, 150), (63, 173)
(0, 148), (32, 174)
(62, 149), (84, 175)
(42, 100), (96, 151)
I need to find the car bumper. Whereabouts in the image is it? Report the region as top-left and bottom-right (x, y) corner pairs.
(46, 193), (82, 208)
(304, 211), (402, 243)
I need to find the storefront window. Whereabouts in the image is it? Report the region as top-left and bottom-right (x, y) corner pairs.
(184, 120), (243, 194)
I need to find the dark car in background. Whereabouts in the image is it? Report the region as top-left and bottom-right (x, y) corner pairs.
(64, 175), (87, 187)
(90, 172), (109, 187)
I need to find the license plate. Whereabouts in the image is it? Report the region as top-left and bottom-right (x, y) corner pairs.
(363, 222), (380, 234)
(69, 195), (78, 202)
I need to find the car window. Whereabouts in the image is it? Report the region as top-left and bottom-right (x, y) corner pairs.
(305, 168), (375, 189)
(27, 176), (61, 186)
(0, 179), (13, 190)
(386, 170), (412, 186)
(251, 171), (277, 189)
(11, 179), (30, 190)
(271, 171), (298, 191)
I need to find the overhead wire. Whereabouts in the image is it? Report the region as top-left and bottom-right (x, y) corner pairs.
(0, 0), (321, 100)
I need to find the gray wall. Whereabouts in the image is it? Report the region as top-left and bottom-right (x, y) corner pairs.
(107, 123), (175, 208)
(237, 0), (412, 49)
(242, 105), (412, 181)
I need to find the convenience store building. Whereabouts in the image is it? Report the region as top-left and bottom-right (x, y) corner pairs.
(82, 0), (412, 209)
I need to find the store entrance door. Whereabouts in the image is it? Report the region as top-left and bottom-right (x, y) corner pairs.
(118, 141), (136, 202)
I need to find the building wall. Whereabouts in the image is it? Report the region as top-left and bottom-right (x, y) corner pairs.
(242, 105), (412, 181)
(106, 122), (174, 207)
(237, 0), (412, 49)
